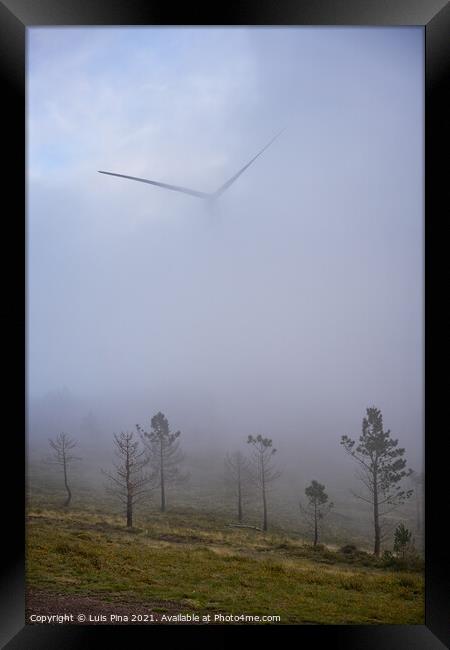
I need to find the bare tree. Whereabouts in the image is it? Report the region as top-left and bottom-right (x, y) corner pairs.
(225, 451), (251, 523)
(46, 433), (81, 507)
(409, 469), (424, 534)
(102, 431), (150, 528)
(299, 480), (334, 546)
(247, 435), (280, 531)
(137, 412), (187, 512)
(341, 406), (412, 557)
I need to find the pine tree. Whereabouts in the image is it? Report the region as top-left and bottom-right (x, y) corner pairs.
(247, 435), (280, 531)
(393, 523), (412, 559)
(341, 406), (412, 556)
(137, 412), (187, 512)
(299, 480), (333, 546)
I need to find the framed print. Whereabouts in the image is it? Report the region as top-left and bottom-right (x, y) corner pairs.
(0, 1), (448, 648)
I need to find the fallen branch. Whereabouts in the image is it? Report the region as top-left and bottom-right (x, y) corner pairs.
(226, 523), (263, 532)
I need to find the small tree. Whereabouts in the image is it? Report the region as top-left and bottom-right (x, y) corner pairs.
(46, 433), (81, 507)
(341, 406), (412, 557)
(137, 412), (187, 512)
(393, 523), (412, 559)
(225, 451), (251, 523)
(299, 480), (333, 546)
(247, 435), (280, 531)
(102, 431), (150, 528)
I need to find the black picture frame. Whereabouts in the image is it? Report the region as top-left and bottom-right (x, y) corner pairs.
(1, 1), (448, 647)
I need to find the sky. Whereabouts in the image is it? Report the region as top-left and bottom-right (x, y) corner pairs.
(27, 27), (424, 471)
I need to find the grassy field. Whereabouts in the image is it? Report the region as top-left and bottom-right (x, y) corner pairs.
(26, 505), (424, 625)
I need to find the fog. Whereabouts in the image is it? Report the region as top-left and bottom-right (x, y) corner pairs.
(27, 27), (424, 497)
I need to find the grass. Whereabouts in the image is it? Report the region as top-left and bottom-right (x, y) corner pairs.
(26, 506), (424, 624)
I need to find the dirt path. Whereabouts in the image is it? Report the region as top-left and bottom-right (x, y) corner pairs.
(26, 589), (201, 625)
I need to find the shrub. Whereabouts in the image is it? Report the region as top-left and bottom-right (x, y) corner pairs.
(340, 544), (358, 555)
(54, 542), (72, 555)
(339, 576), (364, 591)
(381, 548), (424, 572)
(312, 543), (326, 552)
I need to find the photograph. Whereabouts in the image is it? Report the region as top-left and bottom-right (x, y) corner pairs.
(25, 25), (425, 626)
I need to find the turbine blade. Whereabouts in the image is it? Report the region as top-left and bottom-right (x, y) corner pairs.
(98, 170), (210, 199)
(212, 128), (285, 198)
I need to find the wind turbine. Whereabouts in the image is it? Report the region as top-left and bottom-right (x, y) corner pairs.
(98, 128), (285, 205)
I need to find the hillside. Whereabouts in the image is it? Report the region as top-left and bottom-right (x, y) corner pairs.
(26, 506), (424, 625)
